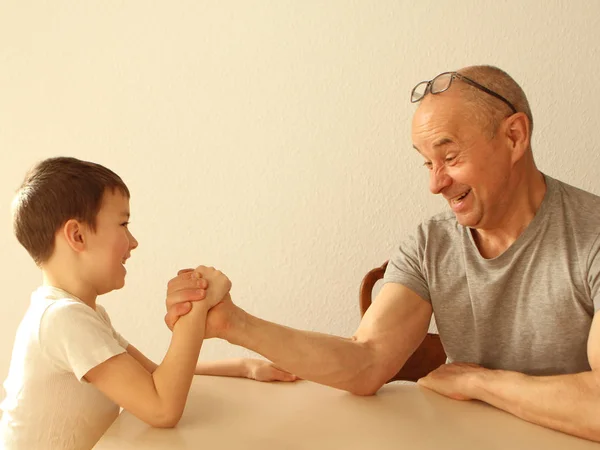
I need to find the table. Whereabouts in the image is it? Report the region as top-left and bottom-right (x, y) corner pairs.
(94, 376), (600, 449)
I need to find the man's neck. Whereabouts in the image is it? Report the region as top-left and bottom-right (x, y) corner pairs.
(472, 169), (547, 259)
(42, 264), (98, 309)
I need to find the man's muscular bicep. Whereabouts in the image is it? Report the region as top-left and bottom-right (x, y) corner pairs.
(587, 312), (600, 371)
(353, 283), (432, 383)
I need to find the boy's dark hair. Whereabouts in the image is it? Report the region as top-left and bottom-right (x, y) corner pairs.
(12, 157), (130, 265)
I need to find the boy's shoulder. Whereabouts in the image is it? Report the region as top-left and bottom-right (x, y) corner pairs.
(29, 287), (111, 340)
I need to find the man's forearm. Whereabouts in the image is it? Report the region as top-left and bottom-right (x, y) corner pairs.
(223, 309), (380, 394)
(473, 369), (600, 441)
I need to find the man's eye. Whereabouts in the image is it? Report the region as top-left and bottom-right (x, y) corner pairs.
(445, 156), (456, 163)
(423, 161), (433, 170)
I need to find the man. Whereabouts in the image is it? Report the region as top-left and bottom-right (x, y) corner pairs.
(167, 66), (600, 441)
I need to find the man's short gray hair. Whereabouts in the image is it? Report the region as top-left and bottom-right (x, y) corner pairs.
(457, 65), (533, 140)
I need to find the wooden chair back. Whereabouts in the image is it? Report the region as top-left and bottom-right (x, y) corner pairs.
(359, 261), (446, 382)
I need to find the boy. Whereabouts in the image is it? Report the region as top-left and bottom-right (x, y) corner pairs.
(0, 157), (295, 450)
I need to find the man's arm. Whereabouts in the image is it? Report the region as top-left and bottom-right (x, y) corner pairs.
(182, 283), (433, 395)
(418, 312), (600, 442)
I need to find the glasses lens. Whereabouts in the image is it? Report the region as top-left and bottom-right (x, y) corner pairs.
(430, 73), (453, 94)
(411, 81), (429, 102)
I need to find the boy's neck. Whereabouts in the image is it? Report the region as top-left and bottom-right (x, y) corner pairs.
(42, 268), (98, 309)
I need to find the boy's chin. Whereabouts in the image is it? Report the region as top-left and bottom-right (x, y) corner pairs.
(97, 278), (126, 295)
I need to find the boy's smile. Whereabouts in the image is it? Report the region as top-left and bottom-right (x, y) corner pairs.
(83, 189), (138, 295)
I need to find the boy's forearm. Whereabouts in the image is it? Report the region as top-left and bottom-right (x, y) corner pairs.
(152, 302), (209, 422)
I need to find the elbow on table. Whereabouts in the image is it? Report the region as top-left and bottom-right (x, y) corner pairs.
(146, 409), (184, 429)
(346, 373), (386, 396)
(348, 384), (381, 396)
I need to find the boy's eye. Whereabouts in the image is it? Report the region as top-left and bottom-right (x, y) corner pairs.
(121, 222), (130, 228)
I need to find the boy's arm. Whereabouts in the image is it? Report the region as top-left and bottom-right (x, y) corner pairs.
(85, 301), (210, 428)
(85, 267), (231, 428)
(124, 268), (211, 375)
(195, 358), (298, 382)
(126, 344), (158, 373)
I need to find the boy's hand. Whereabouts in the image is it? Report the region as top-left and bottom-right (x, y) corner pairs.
(193, 265), (232, 309)
(165, 268), (208, 316)
(165, 271), (237, 334)
(164, 268), (212, 331)
(245, 359), (299, 382)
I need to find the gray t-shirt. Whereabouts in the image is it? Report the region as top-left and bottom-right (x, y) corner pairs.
(384, 175), (600, 376)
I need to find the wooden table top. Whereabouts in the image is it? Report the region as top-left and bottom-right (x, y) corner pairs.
(94, 376), (600, 449)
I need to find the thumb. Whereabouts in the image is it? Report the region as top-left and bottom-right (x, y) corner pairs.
(271, 368), (299, 382)
(165, 302), (192, 330)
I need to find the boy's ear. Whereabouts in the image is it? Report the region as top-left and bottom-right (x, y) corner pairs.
(62, 219), (87, 253)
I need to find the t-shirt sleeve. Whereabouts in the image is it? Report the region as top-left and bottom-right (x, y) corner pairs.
(383, 224), (431, 302)
(588, 233), (600, 313)
(39, 301), (128, 381)
(95, 304), (129, 349)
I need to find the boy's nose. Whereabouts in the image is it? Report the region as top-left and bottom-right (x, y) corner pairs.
(128, 230), (139, 250)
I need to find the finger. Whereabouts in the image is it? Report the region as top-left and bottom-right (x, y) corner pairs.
(164, 302), (192, 329)
(416, 377), (432, 388)
(172, 270), (202, 281)
(167, 274), (208, 298)
(164, 312), (175, 331)
(194, 265), (216, 277)
(167, 277), (208, 295)
(166, 289), (207, 309)
(270, 368), (299, 382)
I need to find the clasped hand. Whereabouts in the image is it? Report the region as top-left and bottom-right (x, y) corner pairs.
(164, 266), (231, 331)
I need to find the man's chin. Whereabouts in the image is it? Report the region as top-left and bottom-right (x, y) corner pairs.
(454, 212), (481, 229)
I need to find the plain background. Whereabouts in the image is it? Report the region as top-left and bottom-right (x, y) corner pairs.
(1, 1), (599, 400)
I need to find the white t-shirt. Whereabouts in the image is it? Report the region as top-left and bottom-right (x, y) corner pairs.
(0, 286), (129, 450)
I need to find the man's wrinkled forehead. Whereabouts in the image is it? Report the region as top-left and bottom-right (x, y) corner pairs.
(412, 91), (468, 134)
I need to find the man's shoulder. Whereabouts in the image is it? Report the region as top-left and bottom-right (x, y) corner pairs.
(551, 176), (600, 220)
(554, 177), (600, 202)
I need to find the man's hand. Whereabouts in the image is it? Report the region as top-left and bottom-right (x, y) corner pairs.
(192, 265), (231, 308)
(245, 359), (299, 382)
(417, 362), (485, 401)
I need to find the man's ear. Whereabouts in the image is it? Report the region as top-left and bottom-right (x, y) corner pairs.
(505, 112), (530, 165)
(62, 219), (87, 253)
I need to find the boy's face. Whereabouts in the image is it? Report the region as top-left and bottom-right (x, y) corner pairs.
(82, 189), (138, 295)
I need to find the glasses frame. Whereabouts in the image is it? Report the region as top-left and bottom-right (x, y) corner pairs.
(411, 71), (517, 114)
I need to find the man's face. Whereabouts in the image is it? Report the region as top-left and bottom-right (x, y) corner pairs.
(81, 189), (138, 295)
(411, 91), (513, 230)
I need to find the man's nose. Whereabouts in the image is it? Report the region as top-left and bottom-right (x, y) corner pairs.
(429, 167), (452, 194)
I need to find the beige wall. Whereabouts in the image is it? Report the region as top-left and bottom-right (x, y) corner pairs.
(1, 1), (599, 396)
